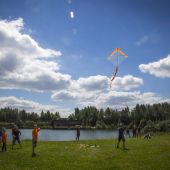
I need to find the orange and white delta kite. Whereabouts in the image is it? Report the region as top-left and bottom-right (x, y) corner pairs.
(108, 48), (128, 88)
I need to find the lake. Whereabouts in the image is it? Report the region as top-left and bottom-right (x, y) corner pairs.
(6, 129), (126, 141)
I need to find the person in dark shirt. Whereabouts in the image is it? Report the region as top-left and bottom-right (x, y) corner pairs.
(117, 123), (126, 150)
(12, 125), (21, 149)
(137, 127), (141, 138)
(76, 125), (80, 141)
(126, 128), (130, 137)
(132, 125), (137, 138)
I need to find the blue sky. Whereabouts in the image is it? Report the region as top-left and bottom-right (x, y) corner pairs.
(0, 0), (170, 117)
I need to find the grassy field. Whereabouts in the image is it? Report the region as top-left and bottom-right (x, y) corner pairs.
(0, 133), (170, 170)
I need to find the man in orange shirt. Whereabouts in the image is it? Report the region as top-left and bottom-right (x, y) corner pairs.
(32, 124), (40, 157)
(2, 127), (7, 152)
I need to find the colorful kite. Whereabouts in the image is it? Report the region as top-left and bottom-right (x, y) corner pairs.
(108, 48), (128, 88)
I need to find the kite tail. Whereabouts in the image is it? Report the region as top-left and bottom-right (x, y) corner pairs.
(110, 66), (119, 88)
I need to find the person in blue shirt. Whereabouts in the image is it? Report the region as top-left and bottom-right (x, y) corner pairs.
(117, 123), (126, 150)
(12, 125), (22, 149)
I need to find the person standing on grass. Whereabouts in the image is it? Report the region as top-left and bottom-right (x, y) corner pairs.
(126, 127), (130, 138)
(137, 126), (141, 138)
(12, 126), (22, 149)
(117, 123), (126, 150)
(2, 127), (7, 152)
(32, 124), (40, 157)
(76, 125), (80, 141)
(132, 125), (137, 138)
(12, 124), (17, 149)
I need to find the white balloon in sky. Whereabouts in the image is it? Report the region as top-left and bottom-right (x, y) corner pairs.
(70, 11), (74, 19)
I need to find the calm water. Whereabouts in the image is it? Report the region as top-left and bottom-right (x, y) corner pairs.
(6, 129), (123, 141)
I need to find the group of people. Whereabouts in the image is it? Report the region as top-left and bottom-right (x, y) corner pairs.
(0, 123), (80, 156)
(0, 125), (22, 152)
(117, 123), (143, 150)
(132, 126), (141, 138)
(0, 122), (145, 156)
(0, 124), (40, 157)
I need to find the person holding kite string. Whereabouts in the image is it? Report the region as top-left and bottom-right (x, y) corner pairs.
(117, 123), (127, 150)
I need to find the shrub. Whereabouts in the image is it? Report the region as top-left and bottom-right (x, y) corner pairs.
(143, 120), (156, 133)
(156, 120), (170, 132)
(139, 119), (147, 129)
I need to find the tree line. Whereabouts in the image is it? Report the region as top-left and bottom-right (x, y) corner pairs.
(0, 108), (60, 128)
(0, 102), (170, 131)
(68, 103), (170, 129)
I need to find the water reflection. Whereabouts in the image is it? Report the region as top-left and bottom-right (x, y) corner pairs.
(6, 129), (120, 141)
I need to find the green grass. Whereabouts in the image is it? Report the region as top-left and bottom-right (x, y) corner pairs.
(0, 133), (170, 170)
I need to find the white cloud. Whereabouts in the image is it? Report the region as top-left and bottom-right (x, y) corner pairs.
(0, 96), (72, 117)
(77, 75), (109, 91)
(52, 89), (95, 102)
(52, 74), (143, 101)
(52, 74), (146, 109)
(96, 91), (169, 109)
(136, 35), (149, 46)
(75, 75), (143, 92)
(52, 88), (169, 110)
(139, 55), (170, 78)
(111, 75), (143, 90)
(0, 18), (71, 91)
(136, 32), (160, 47)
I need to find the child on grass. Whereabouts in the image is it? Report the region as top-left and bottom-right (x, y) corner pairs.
(2, 127), (7, 152)
(32, 124), (40, 157)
